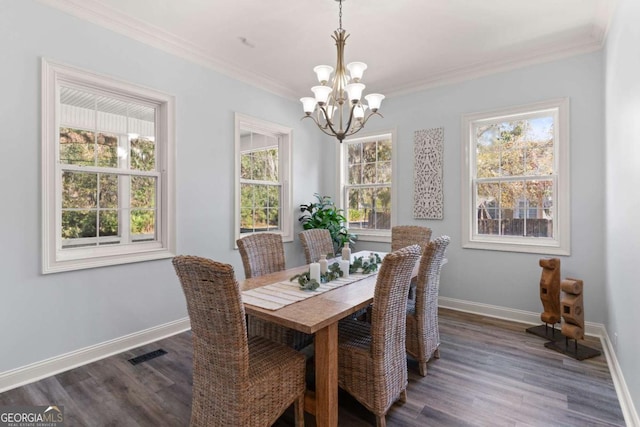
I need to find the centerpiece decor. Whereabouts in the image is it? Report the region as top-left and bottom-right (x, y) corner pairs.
(350, 253), (382, 274)
(291, 262), (344, 291)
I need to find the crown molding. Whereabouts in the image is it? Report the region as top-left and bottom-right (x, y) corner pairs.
(384, 36), (605, 97)
(37, 0), (613, 101)
(36, 0), (298, 99)
(592, 0), (618, 47)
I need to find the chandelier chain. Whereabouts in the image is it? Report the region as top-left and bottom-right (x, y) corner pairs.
(338, 0), (342, 30)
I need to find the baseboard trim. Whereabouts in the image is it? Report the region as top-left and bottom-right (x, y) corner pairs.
(439, 296), (639, 426)
(438, 296), (604, 336)
(600, 328), (640, 427)
(0, 317), (190, 393)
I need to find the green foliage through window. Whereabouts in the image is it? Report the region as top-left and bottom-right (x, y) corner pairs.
(240, 147), (281, 233)
(345, 137), (392, 230)
(474, 116), (554, 238)
(59, 125), (157, 246)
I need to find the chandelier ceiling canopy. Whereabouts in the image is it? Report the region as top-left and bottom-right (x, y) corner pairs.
(300, 0), (384, 143)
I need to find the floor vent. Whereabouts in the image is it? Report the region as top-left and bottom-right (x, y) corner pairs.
(128, 349), (167, 365)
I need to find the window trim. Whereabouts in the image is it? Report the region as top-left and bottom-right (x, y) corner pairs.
(42, 58), (176, 273)
(339, 129), (397, 243)
(461, 98), (570, 255)
(234, 113), (293, 244)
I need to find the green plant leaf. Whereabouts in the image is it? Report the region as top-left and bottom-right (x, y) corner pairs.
(298, 193), (357, 254)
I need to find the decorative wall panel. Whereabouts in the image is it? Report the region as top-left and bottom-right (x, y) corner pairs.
(413, 127), (444, 219)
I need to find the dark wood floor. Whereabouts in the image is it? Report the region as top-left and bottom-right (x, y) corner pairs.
(1, 309), (624, 426)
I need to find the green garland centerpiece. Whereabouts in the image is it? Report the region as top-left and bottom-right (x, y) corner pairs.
(350, 253), (382, 274)
(291, 262), (344, 291)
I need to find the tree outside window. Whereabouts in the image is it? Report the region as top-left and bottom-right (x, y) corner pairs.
(462, 98), (570, 255)
(474, 117), (554, 238)
(343, 133), (393, 235)
(240, 145), (280, 233)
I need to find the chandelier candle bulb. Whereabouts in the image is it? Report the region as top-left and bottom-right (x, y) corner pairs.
(310, 262), (321, 283)
(300, 97), (317, 114)
(346, 83), (365, 102)
(312, 86), (332, 104)
(346, 62), (367, 81)
(354, 104), (367, 119)
(314, 65), (334, 84)
(364, 93), (385, 111)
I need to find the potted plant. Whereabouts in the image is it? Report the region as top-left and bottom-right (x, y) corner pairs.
(299, 193), (356, 254)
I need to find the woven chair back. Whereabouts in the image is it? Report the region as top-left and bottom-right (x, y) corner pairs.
(391, 225), (432, 253)
(299, 229), (335, 263)
(237, 233), (285, 278)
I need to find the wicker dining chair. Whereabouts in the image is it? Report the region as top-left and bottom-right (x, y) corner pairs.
(391, 225), (432, 300)
(299, 229), (335, 263)
(391, 225), (432, 253)
(237, 233), (286, 279)
(338, 245), (421, 427)
(172, 255), (306, 427)
(237, 233), (314, 351)
(406, 235), (450, 376)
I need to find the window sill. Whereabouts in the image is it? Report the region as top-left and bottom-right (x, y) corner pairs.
(353, 231), (391, 244)
(463, 238), (570, 256)
(43, 248), (174, 274)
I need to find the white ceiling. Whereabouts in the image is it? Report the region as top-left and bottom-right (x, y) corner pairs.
(40, 0), (616, 100)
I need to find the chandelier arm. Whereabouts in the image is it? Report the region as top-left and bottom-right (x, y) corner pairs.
(341, 103), (358, 136)
(320, 104), (348, 140)
(359, 111), (384, 127)
(301, 115), (344, 139)
(301, 114), (323, 129)
(343, 111), (384, 138)
(344, 125), (365, 138)
(314, 104), (334, 131)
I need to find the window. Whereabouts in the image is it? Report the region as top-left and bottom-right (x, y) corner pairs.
(42, 59), (175, 273)
(341, 131), (395, 242)
(235, 114), (292, 243)
(462, 98), (570, 255)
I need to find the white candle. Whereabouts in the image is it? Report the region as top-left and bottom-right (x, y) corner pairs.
(339, 260), (350, 279)
(309, 262), (321, 283)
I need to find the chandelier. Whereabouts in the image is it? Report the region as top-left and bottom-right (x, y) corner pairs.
(300, 0), (384, 143)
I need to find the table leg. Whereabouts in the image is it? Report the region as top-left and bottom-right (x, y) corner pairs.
(315, 322), (338, 427)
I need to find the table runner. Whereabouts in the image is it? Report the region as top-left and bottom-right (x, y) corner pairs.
(242, 271), (377, 310)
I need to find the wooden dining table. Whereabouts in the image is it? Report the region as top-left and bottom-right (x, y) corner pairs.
(239, 255), (381, 427)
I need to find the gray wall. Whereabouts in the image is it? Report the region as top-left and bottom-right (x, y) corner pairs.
(0, 0), (321, 373)
(345, 52), (607, 323)
(605, 0), (640, 413)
